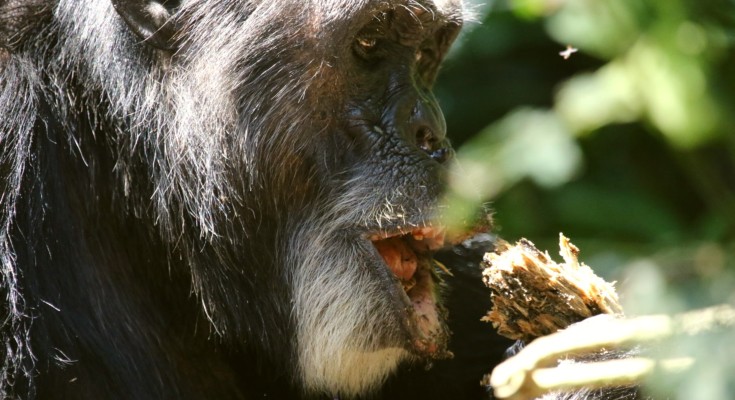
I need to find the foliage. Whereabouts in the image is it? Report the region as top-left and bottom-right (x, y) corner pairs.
(437, 0), (735, 397)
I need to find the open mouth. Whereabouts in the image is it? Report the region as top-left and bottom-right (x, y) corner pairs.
(368, 226), (453, 358)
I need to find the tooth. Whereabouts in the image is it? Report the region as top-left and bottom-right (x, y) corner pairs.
(434, 260), (453, 276)
(402, 277), (416, 292)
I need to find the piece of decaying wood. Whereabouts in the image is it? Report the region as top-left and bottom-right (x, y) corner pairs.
(481, 233), (623, 341)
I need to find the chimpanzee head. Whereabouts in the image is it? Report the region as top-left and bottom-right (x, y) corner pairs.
(24, 0), (468, 397)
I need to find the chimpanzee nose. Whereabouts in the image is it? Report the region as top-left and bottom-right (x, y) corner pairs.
(415, 126), (453, 163)
(410, 94), (452, 163)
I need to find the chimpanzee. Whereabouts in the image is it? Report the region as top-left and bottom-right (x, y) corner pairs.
(0, 0), (634, 399)
(0, 0), (508, 398)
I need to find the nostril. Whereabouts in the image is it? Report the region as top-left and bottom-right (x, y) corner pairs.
(415, 127), (452, 163)
(415, 127), (436, 153)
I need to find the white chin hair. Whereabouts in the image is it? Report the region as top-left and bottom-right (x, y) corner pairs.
(291, 227), (415, 397)
(300, 347), (411, 397)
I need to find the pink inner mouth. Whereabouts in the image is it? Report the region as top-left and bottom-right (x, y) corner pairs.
(370, 227), (451, 357)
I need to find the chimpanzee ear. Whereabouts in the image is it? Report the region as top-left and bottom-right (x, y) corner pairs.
(111, 0), (180, 50)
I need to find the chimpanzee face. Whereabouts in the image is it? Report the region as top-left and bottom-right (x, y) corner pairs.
(25, 0), (467, 397)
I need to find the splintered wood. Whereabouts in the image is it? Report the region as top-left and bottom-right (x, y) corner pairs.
(481, 234), (623, 341)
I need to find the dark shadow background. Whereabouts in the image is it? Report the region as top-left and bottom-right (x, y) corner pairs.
(384, 1), (735, 398)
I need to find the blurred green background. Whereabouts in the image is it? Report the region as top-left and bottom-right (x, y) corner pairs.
(435, 0), (735, 397)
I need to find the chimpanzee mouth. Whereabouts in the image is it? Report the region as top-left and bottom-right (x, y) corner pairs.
(368, 225), (454, 359)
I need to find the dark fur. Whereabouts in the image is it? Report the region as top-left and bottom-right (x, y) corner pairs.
(1, 0), (475, 398)
(0, 1), (643, 399)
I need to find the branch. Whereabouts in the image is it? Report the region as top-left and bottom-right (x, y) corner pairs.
(487, 304), (734, 400)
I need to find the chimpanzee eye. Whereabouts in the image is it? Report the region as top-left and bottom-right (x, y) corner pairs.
(416, 48), (432, 63)
(356, 37), (377, 51)
(353, 35), (385, 63)
(354, 35), (382, 58)
(415, 47), (433, 70)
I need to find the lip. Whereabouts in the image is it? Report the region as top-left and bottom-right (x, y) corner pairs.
(368, 225), (447, 248)
(364, 223), (454, 358)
